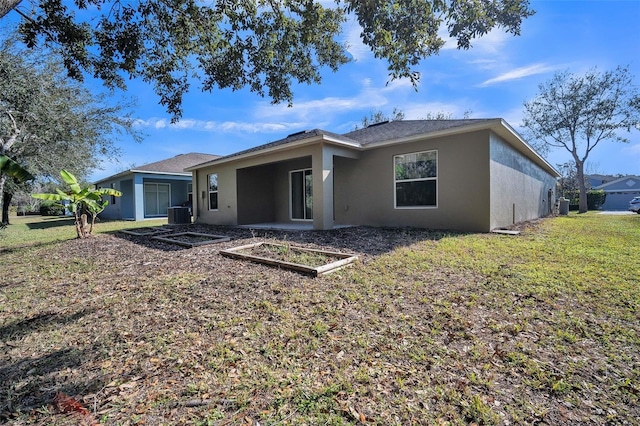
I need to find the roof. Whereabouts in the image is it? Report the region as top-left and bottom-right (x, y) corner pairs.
(94, 152), (220, 184)
(593, 175), (640, 191)
(342, 119), (494, 145)
(186, 119), (559, 177)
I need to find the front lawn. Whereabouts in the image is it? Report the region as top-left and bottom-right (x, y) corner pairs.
(1, 213), (638, 425)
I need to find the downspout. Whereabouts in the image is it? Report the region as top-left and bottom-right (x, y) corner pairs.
(192, 171), (199, 223)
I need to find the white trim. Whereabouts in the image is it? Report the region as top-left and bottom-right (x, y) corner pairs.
(94, 170), (191, 185)
(143, 182), (171, 217)
(393, 150), (438, 209)
(289, 168), (313, 221)
(185, 134), (361, 171)
(184, 119), (559, 179)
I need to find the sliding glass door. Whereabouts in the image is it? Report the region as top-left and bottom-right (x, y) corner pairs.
(144, 183), (170, 217)
(290, 169), (312, 220)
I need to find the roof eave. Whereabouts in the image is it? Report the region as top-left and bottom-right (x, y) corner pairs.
(362, 119), (560, 178)
(93, 169), (191, 185)
(185, 134), (362, 171)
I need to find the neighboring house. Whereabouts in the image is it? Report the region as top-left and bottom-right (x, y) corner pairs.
(186, 119), (560, 233)
(593, 176), (640, 211)
(94, 153), (220, 221)
(586, 174), (617, 188)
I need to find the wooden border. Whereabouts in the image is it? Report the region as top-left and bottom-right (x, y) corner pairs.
(220, 242), (358, 277)
(120, 226), (175, 236)
(152, 232), (231, 248)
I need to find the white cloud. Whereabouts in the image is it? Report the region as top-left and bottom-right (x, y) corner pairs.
(623, 143), (640, 156)
(133, 117), (299, 134)
(254, 76), (404, 122)
(479, 63), (557, 87)
(471, 29), (512, 55)
(439, 27), (510, 54)
(344, 20), (370, 62)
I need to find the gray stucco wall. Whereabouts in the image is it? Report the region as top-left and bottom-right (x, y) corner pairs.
(194, 146), (319, 225)
(193, 130), (555, 232)
(489, 132), (557, 229)
(334, 131), (491, 231)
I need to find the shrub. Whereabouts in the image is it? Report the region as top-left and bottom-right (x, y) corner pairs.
(563, 189), (607, 210)
(39, 202), (65, 216)
(587, 190), (606, 210)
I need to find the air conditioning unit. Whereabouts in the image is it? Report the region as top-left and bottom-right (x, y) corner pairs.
(168, 207), (191, 224)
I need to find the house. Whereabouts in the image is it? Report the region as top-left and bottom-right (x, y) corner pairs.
(94, 153), (220, 221)
(586, 174), (617, 188)
(593, 176), (640, 210)
(186, 119), (560, 232)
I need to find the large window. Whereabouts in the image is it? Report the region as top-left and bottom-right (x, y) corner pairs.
(208, 174), (218, 210)
(144, 183), (170, 217)
(394, 150), (437, 208)
(290, 169), (313, 220)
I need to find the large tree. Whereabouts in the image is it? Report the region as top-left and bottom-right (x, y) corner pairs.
(523, 66), (640, 213)
(0, 34), (140, 224)
(2, 0), (534, 120)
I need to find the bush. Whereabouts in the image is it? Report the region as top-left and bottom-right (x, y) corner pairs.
(563, 189), (607, 210)
(39, 202), (65, 216)
(587, 190), (606, 210)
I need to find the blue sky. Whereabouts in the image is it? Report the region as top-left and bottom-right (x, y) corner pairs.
(35, 1), (640, 181)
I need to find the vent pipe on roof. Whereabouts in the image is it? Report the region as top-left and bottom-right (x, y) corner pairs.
(366, 120), (390, 128)
(287, 129), (311, 137)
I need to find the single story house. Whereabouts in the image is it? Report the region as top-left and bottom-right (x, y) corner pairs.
(586, 174), (617, 188)
(95, 153), (219, 221)
(186, 119), (560, 232)
(593, 176), (640, 210)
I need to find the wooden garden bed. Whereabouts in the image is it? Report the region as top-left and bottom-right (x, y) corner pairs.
(220, 242), (358, 276)
(120, 226), (175, 236)
(152, 232), (231, 248)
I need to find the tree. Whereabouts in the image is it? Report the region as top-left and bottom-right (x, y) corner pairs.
(555, 162), (586, 199)
(3, 0), (534, 120)
(523, 66), (640, 213)
(355, 108), (405, 130)
(0, 33), (140, 224)
(0, 154), (33, 183)
(0, 153), (33, 224)
(32, 170), (121, 238)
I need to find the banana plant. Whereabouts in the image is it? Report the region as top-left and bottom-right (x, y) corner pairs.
(0, 155), (35, 182)
(32, 169), (121, 238)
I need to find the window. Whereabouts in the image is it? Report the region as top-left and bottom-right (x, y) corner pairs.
(208, 174), (218, 210)
(110, 183), (116, 205)
(187, 183), (193, 206)
(394, 150), (437, 208)
(290, 169), (313, 220)
(144, 183), (170, 216)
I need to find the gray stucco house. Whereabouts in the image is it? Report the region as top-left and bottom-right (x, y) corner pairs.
(95, 153), (219, 221)
(186, 119), (560, 232)
(593, 176), (640, 211)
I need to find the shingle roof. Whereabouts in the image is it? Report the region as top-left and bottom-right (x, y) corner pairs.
(188, 119), (499, 170)
(343, 119), (496, 145)
(217, 129), (359, 161)
(186, 118), (558, 177)
(94, 152), (220, 184)
(133, 153), (221, 173)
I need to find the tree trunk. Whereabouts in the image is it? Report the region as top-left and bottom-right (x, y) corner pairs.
(0, 174), (7, 224)
(576, 161), (588, 213)
(0, 0), (22, 18)
(2, 190), (12, 224)
(80, 213), (89, 238)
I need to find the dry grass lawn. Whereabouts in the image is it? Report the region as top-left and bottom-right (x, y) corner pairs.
(1, 213), (638, 425)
